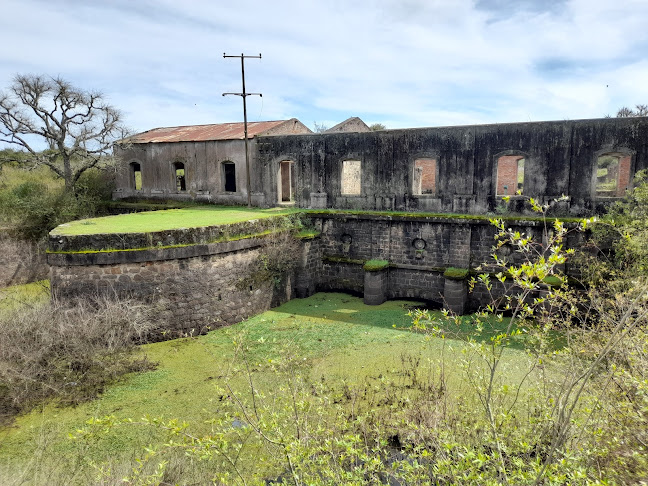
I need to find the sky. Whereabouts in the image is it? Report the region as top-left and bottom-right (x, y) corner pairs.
(1, 0), (648, 137)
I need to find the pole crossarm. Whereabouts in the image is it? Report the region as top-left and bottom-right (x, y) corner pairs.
(223, 53), (262, 208)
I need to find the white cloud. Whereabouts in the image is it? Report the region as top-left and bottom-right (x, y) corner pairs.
(1, 0), (647, 139)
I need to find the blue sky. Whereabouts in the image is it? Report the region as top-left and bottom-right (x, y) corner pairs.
(1, 0), (647, 136)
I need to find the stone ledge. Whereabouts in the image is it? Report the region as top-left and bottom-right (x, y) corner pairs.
(48, 237), (264, 267)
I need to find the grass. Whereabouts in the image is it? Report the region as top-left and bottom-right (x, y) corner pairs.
(50, 206), (302, 236)
(0, 291), (536, 486)
(0, 280), (50, 313)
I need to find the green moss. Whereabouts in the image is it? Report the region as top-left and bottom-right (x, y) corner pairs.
(444, 267), (470, 280)
(51, 206), (302, 236)
(305, 208), (584, 224)
(46, 229), (284, 255)
(295, 229), (321, 240)
(363, 259), (389, 271)
(323, 255), (365, 265)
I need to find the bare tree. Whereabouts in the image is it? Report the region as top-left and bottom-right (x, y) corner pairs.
(312, 121), (328, 133)
(617, 104), (648, 117)
(0, 74), (128, 192)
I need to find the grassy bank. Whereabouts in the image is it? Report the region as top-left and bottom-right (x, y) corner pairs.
(50, 206), (301, 236)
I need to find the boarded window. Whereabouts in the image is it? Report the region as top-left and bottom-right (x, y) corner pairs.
(413, 158), (437, 195)
(130, 162), (142, 191)
(496, 155), (525, 196)
(341, 160), (361, 195)
(223, 162), (236, 192)
(173, 162), (186, 191)
(596, 153), (631, 197)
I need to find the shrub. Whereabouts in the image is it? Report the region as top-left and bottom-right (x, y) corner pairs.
(0, 167), (115, 241)
(0, 296), (155, 421)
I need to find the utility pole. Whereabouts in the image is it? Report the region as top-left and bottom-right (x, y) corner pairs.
(223, 53), (262, 208)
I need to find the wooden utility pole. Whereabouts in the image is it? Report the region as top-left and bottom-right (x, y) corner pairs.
(223, 53), (262, 208)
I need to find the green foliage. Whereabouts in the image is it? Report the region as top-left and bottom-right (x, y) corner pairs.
(363, 258), (389, 271)
(0, 166), (115, 240)
(585, 169), (648, 278)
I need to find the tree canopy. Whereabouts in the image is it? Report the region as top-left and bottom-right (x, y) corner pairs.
(0, 74), (128, 192)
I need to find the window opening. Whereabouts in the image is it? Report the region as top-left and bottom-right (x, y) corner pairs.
(341, 160), (361, 195)
(413, 158), (437, 195)
(496, 155), (525, 196)
(173, 162), (186, 191)
(223, 162), (236, 192)
(130, 162), (142, 191)
(596, 153), (631, 197)
(279, 160), (295, 202)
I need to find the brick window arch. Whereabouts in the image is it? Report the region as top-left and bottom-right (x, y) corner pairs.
(496, 154), (525, 196)
(412, 158), (437, 195)
(595, 152), (632, 198)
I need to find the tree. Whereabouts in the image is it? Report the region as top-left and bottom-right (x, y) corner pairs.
(312, 121), (328, 133)
(616, 104), (648, 117)
(0, 74), (127, 193)
(369, 123), (386, 131)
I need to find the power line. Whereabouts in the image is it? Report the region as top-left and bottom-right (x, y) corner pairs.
(223, 53), (262, 208)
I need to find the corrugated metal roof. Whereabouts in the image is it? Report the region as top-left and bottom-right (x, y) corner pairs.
(126, 120), (292, 143)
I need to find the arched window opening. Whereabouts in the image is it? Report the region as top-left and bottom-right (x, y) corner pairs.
(341, 160), (361, 195)
(279, 160), (295, 202)
(130, 162), (142, 191)
(596, 153), (631, 197)
(222, 162), (236, 192)
(496, 155), (525, 196)
(413, 158), (437, 195)
(173, 162), (186, 191)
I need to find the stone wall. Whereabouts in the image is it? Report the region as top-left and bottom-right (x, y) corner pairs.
(257, 117), (648, 214)
(48, 213), (583, 338)
(0, 236), (48, 288)
(309, 213), (582, 311)
(50, 241), (292, 338)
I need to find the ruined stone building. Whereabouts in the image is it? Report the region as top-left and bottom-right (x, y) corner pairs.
(114, 118), (312, 206)
(50, 115), (648, 335)
(115, 115), (648, 215)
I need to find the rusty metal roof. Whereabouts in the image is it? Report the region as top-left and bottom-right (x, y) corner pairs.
(126, 120), (294, 143)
